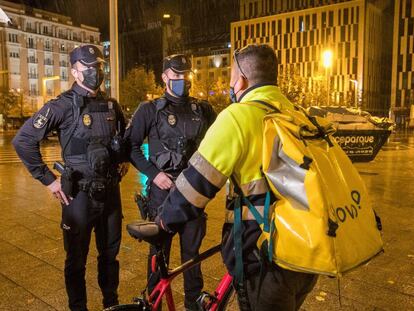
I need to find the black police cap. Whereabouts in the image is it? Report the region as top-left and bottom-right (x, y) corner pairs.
(163, 54), (192, 73)
(70, 45), (105, 66)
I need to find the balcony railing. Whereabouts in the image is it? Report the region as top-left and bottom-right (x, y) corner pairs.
(58, 34), (69, 40)
(60, 76), (69, 81)
(60, 49), (68, 54)
(44, 46), (53, 52)
(59, 61), (69, 67)
(28, 73), (38, 79)
(44, 59), (54, 66)
(26, 27), (37, 34)
(27, 57), (38, 64)
(27, 44), (37, 49)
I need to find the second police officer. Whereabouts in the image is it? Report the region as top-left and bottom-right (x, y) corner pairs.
(13, 45), (127, 311)
(126, 54), (216, 310)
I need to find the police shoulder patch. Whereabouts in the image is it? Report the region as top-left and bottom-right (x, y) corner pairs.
(32, 108), (51, 129)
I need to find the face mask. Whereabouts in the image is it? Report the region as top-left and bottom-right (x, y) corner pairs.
(229, 86), (237, 103)
(169, 79), (191, 97)
(229, 76), (242, 103)
(80, 67), (104, 91)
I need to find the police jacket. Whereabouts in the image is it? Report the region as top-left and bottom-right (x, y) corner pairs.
(156, 84), (296, 276)
(126, 92), (216, 180)
(12, 83), (126, 185)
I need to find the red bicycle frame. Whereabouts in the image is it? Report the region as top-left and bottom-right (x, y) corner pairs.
(146, 244), (233, 310)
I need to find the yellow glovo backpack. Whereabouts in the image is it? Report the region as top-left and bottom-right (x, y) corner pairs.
(236, 100), (383, 278)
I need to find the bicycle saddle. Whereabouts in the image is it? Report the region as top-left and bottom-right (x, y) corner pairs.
(127, 221), (164, 245)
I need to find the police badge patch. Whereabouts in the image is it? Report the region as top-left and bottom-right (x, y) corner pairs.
(168, 114), (177, 126)
(33, 108), (51, 129)
(83, 113), (92, 127)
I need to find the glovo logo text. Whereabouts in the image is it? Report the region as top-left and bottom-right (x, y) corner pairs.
(335, 190), (361, 223)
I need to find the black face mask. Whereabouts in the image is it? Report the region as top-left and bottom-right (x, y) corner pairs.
(81, 67), (104, 91)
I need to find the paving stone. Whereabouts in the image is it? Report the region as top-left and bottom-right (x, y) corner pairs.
(1, 131), (414, 311)
(0, 285), (56, 311)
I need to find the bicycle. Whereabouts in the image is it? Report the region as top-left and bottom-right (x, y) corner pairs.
(105, 221), (236, 311)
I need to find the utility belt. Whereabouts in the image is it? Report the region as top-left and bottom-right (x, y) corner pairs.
(77, 177), (117, 201)
(54, 162), (118, 203)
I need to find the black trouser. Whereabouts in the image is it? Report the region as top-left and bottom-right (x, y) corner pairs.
(236, 263), (318, 311)
(147, 183), (206, 310)
(61, 185), (122, 311)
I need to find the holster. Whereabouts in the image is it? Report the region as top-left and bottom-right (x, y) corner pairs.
(88, 178), (107, 202)
(134, 192), (149, 220)
(60, 166), (75, 197)
(78, 178), (107, 212)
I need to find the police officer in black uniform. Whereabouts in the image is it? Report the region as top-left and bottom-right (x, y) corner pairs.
(12, 45), (127, 311)
(125, 54), (216, 310)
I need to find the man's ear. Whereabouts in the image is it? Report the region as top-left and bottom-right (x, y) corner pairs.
(161, 73), (168, 85)
(71, 68), (80, 81)
(239, 75), (249, 92)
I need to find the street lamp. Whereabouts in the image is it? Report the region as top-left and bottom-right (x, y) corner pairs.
(42, 76), (60, 103)
(322, 49), (333, 106)
(109, 0), (119, 101)
(16, 88), (23, 118)
(350, 79), (358, 108)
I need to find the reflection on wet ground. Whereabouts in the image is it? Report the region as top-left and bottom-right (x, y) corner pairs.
(0, 130), (413, 310)
(381, 130), (414, 151)
(0, 132), (150, 192)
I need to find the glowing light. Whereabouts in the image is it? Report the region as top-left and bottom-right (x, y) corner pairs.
(163, 14), (171, 19)
(138, 143), (149, 195)
(213, 56), (222, 68)
(322, 50), (333, 69)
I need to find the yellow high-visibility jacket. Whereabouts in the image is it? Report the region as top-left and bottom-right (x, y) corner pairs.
(158, 84), (295, 274)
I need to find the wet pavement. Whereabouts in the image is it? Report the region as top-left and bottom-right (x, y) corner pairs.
(0, 130), (413, 310)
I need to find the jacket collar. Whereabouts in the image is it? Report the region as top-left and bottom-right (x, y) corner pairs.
(239, 84), (294, 111)
(71, 82), (101, 98)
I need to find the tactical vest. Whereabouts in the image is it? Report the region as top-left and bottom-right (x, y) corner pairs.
(61, 93), (118, 178)
(149, 97), (210, 173)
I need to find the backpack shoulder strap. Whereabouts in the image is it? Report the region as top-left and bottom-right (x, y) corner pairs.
(250, 100), (281, 113)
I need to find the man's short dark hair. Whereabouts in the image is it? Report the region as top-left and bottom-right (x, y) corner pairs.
(235, 44), (278, 85)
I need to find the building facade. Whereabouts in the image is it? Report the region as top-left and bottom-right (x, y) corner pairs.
(232, 0), (393, 115)
(180, 0), (238, 100)
(118, 0), (182, 82)
(0, 0), (101, 116)
(190, 47), (231, 98)
(102, 40), (111, 96)
(240, 0), (350, 20)
(391, 0), (414, 126)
